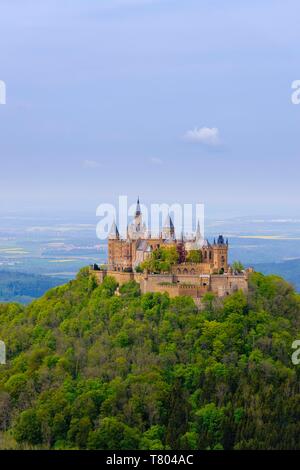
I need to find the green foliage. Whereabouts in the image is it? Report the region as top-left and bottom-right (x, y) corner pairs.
(87, 417), (139, 450)
(140, 246), (179, 273)
(100, 276), (119, 297)
(231, 261), (244, 273)
(186, 250), (202, 263)
(119, 281), (140, 298)
(0, 270), (300, 450)
(14, 409), (43, 445)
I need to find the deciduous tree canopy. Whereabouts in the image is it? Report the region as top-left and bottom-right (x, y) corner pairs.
(0, 269), (299, 449)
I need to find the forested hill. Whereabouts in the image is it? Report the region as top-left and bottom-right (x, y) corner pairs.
(0, 268), (300, 450)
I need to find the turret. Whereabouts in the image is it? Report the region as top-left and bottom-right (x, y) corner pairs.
(128, 197), (147, 239)
(212, 235), (228, 272)
(195, 220), (204, 248)
(162, 213), (175, 240)
(135, 196), (141, 217)
(108, 220), (120, 240)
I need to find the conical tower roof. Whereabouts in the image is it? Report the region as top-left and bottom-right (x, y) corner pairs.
(163, 213), (174, 229)
(135, 196), (141, 216)
(108, 219), (119, 239)
(196, 220), (202, 239)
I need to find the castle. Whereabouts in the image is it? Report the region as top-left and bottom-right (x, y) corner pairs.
(92, 198), (250, 303)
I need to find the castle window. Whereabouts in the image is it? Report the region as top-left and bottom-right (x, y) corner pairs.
(183, 269), (188, 274)
(177, 268), (181, 274)
(209, 251), (212, 260)
(190, 269), (195, 275)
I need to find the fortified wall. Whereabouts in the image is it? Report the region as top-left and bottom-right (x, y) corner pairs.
(91, 267), (249, 302)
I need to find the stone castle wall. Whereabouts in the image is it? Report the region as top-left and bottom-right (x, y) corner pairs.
(210, 274), (248, 296)
(91, 268), (248, 301)
(171, 262), (211, 276)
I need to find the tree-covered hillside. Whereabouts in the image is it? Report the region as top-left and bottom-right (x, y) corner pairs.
(0, 269), (300, 450)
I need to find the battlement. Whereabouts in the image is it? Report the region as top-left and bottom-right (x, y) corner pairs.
(90, 265), (249, 302)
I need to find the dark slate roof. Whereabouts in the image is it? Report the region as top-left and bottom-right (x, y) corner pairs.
(164, 213), (174, 229)
(135, 196), (141, 216)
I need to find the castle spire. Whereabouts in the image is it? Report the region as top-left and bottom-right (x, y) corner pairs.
(194, 219), (204, 248)
(164, 213), (174, 230)
(108, 219), (120, 239)
(162, 213), (175, 240)
(135, 196), (141, 217)
(196, 220), (202, 239)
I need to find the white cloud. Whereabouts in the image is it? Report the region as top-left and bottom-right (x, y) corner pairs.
(150, 157), (163, 165)
(183, 127), (221, 146)
(82, 159), (101, 169)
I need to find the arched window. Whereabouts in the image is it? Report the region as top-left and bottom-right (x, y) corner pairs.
(190, 269), (195, 275)
(177, 268), (181, 274)
(183, 269), (188, 274)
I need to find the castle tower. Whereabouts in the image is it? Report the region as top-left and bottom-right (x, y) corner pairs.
(108, 220), (119, 269)
(134, 196), (142, 226)
(162, 213), (175, 240)
(128, 197), (147, 240)
(212, 235), (228, 272)
(195, 220), (204, 248)
(108, 220), (119, 240)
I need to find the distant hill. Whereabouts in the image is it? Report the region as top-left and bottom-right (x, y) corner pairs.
(0, 271), (68, 304)
(254, 259), (300, 291)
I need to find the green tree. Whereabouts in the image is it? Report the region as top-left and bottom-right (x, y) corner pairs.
(186, 250), (202, 263)
(14, 409), (43, 445)
(140, 246), (179, 273)
(231, 261), (244, 273)
(87, 417), (139, 450)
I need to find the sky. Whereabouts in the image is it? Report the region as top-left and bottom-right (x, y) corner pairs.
(0, 0), (299, 218)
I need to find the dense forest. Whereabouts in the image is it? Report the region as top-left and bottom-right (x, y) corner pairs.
(0, 268), (300, 450)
